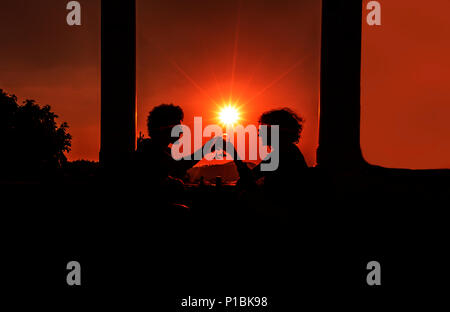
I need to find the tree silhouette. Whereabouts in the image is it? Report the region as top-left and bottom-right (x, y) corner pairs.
(0, 89), (71, 175)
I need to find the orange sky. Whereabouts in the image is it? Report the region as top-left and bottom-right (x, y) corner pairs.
(136, 0), (321, 166)
(0, 0), (449, 169)
(0, 0), (101, 161)
(362, 0), (450, 169)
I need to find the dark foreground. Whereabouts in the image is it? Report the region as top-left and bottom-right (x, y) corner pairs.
(1, 166), (449, 309)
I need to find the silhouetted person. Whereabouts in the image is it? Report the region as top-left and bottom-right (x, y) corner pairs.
(227, 108), (308, 216)
(133, 104), (217, 212)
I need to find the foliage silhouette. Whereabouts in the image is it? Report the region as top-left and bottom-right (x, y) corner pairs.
(0, 89), (71, 175)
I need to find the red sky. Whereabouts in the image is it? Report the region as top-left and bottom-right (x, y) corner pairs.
(136, 0), (321, 166)
(0, 0), (449, 169)
(0, 0), (101, 161)
(362, 0), (450, 169)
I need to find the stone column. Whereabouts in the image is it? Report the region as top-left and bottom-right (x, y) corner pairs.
(317, 0), (365, 168)
(100, 0), (136, 168)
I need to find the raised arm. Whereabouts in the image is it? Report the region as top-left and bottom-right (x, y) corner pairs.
(223, 140), (265, 185)
(169, 136), (221, 177)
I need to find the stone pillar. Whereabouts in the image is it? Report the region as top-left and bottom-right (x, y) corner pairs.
(317, 0), (365, 168)
(100, 0), (136, 168)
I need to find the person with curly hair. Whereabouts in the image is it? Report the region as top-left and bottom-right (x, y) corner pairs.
(227, 108), (308, 216)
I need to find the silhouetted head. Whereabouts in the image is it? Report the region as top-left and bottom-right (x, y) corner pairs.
(259, 108), (304, 145)
(147, 104), (184, 145)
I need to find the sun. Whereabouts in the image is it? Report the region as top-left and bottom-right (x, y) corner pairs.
(218, 104), (240, 127)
